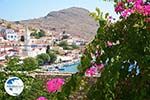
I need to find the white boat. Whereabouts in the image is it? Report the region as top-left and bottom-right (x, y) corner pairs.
(48, 67), (59, 72)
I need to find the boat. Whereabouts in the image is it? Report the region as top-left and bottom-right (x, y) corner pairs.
(58, 67), (65, 71)
(48, 67), (59, 72)
(55, 66), (65, 70)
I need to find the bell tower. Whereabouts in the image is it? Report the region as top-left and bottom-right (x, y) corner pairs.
(23, 26), (31, 56)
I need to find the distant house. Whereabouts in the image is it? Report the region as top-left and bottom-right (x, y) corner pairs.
(67, 37), (86, 46)
(67, 39), (74, 45)
(5, 29), (18, 41)
(29, 47), (46, 57)
(59, 31), (71, 40)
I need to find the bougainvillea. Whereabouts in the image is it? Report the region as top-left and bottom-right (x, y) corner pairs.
(115, 1), (125, 13)
(85, 63), (104, 77)
(95, 63), (104, 71)
(85, 66), (97, 77)
(115, 0), (150, 17)
(107, 41), (113, 47)
(36, 96), (48, 100)
(1, 1), (149, 100)
(54, 0), (150, 100)
(46, 78), (64, 93)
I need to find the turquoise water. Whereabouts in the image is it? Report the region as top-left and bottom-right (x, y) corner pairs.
(60, 61), (80, 73)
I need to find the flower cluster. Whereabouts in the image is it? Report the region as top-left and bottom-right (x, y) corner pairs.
(107, 40), (120, 47)
(107, 41), (113, 47)
(36, 96), (48, 100)
(46, 78), (64, 93)
(115, 0), (150, 18)
(115, 2), (125, 13)
(85, 64), (104, 77)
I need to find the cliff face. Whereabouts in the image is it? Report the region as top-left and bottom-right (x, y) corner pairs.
(21, 7), (98, 40)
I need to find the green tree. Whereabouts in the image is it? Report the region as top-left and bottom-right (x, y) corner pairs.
(58, 41), (72, 50)
(71, 43), (79, 49)
(38, 29), (46, 37)
(30, 29), (46, 39)
(36, 53), (50, 64)
(23, 57), (38, 71)
(36, 58), (44, 66)
(6, 57), (22, 71)
(47, 51), (57, 63)
(58, 41), (68, 47)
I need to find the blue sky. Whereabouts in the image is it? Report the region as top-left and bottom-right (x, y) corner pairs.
(0, 0), (118, 21)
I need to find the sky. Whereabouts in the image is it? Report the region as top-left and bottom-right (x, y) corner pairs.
(0, 0), (118, 21)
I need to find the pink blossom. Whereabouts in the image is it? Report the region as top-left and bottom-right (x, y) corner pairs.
(107, 41), (113, 47)
(115, 0), (149, 18)
(115, 2), (125, 13)
(133, 3), (143, 13)
(134, 0), (143, 5)
(143, 5), (150, 16)
(85, 63), (105, 77)
(127, 0), (135, 3)
(95, 64), (104, 71)
(121, 9), (134, 18)
(85, 66), (97, 77)
(36, 96), (48, 100)
(46, 78), (64, 93)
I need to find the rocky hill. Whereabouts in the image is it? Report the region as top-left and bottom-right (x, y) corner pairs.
(21, 7), (98, 40)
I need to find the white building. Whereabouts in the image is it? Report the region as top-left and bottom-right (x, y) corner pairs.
(21, 27), (47, 57)
(66, 37), (86, 46)
(5, 29), (18, 41)
(72, 37), (86, 46)
(67, 39), (74, 45)
(30, 48), (46, 57)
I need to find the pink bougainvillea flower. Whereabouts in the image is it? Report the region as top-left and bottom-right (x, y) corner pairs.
(85, 66), (97, 77)
(134, 3), (143, 13)
(115, 0), (149, 18)
(133, 0), (144, 12)
(127, 0), (135, 3)
(121, 9), (134, 18)
(46, 78), (64, 93)
(85, 63), (105, 77)
(115, 2), (125, 13)
(134, 0), (143, 5)
(36, 96), (48, 100)
(95, 64), (104, 71)
(143, 5), (150, 16)
(107, 41), (113, 47)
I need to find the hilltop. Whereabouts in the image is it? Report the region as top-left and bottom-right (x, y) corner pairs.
(20, 7), (98, 40)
